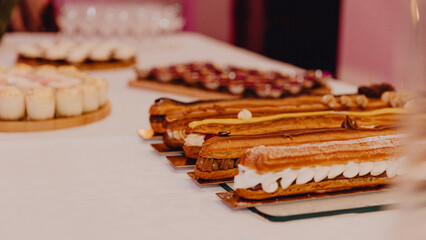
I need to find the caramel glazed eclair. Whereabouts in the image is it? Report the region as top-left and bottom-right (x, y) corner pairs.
(234, 133), (405, 200)
(151, 95), (350, 135)
(164, 92), (403, 150)
(193, 125), (403, 180)
(151, 93), (387, 135)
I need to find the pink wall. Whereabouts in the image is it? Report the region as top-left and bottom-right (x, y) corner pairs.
(337, 0), (418, 87)
(183, 0), (233, 43)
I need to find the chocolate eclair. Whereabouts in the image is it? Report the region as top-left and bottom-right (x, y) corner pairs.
(164, 94), (392, 149)
(234, 133), (404, 200)
(193, 125), (403, 181)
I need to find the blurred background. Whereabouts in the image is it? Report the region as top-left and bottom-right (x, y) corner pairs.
(2, 0), (418, 87)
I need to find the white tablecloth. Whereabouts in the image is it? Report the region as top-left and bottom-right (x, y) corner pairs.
(0, 33), (394, 240)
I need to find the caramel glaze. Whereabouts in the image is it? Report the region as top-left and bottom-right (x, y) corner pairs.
(188, 114), (402, 135)
(199, 125), (401, 159)
(195, 126), (401, 179)
(166, 96), (388, 122)
(240, 134), (403, 174)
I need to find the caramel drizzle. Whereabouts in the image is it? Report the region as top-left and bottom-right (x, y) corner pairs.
(188, 108), (406, 128)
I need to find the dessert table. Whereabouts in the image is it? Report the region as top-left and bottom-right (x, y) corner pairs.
(0, 32), (396, 240)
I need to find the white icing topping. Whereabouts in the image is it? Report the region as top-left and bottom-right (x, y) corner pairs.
(314, 166), (330, 182)
(371, 161), (388, 176)
(296, 167), (315, 184)
(237, 109), (252, 120)
(397, 157), (408, 176)
(261, 173), (280, 193)
(328, 164), (345, 179)
(235, 159), (402, 193)
(184, 134), (205, 146)
(386, 160), (399, 178)
(343, 162), (360, 178)
(359, 162), (374, 176)
(279, 169), (298, 189)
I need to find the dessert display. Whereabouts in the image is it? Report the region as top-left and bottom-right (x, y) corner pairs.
(135, 62), (331, 98)
(17, 40), (136, 70)
(233, 132), (404, 200)
(0, 64), (110, 130)
(193, 124), (402, 181)
(142, 78), (415, 211)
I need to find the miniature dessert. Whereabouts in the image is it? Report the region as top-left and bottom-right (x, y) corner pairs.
(17, 40), (136, 70)
(0, 64), (109, 121)
(0, 86), (25, 120)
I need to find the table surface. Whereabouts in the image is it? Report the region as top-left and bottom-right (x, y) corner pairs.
(0, 32), (396, 240)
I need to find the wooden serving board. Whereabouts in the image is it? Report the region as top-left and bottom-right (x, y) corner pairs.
(0, 101), (111, 132)
(129, 79), (331, 99)
(128, 79), (240, 100)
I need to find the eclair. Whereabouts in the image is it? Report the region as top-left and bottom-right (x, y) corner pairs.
(234, 133), (404, 200)
(184, 107), (405, 157)
(163, 94), (392, 149)
(194, 125), (403, 181)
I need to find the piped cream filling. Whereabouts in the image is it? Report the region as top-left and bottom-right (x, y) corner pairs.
(234, 158), (407, 193)
(166, 129), (187, 141)
(184, 134), (205, 146)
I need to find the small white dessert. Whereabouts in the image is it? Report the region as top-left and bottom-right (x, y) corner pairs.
(18, 44), (43, 58)
(89, 42), (116, 61)
(25, 87), (55, 120)
(113, 46), (136, 61)
(55, 87), (83, 117)
(80, 83), (99, 113)
(0, 86), (25, 120)
(86, 77), (108, 106)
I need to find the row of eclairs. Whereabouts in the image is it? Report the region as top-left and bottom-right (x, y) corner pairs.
(148, 82), (415, 200)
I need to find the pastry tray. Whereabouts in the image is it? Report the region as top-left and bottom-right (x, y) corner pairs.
(137, 129), (162, 140)
(167, 155), (196, 168)
(150, 143), (183, 155)
(217, 183), (399, 222)
(188, 172), (233, 185)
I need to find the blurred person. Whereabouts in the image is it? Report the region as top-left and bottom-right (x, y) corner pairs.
(8, 0), (58, 32)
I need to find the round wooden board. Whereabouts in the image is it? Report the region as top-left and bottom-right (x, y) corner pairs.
(0, 101), (111, 132)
